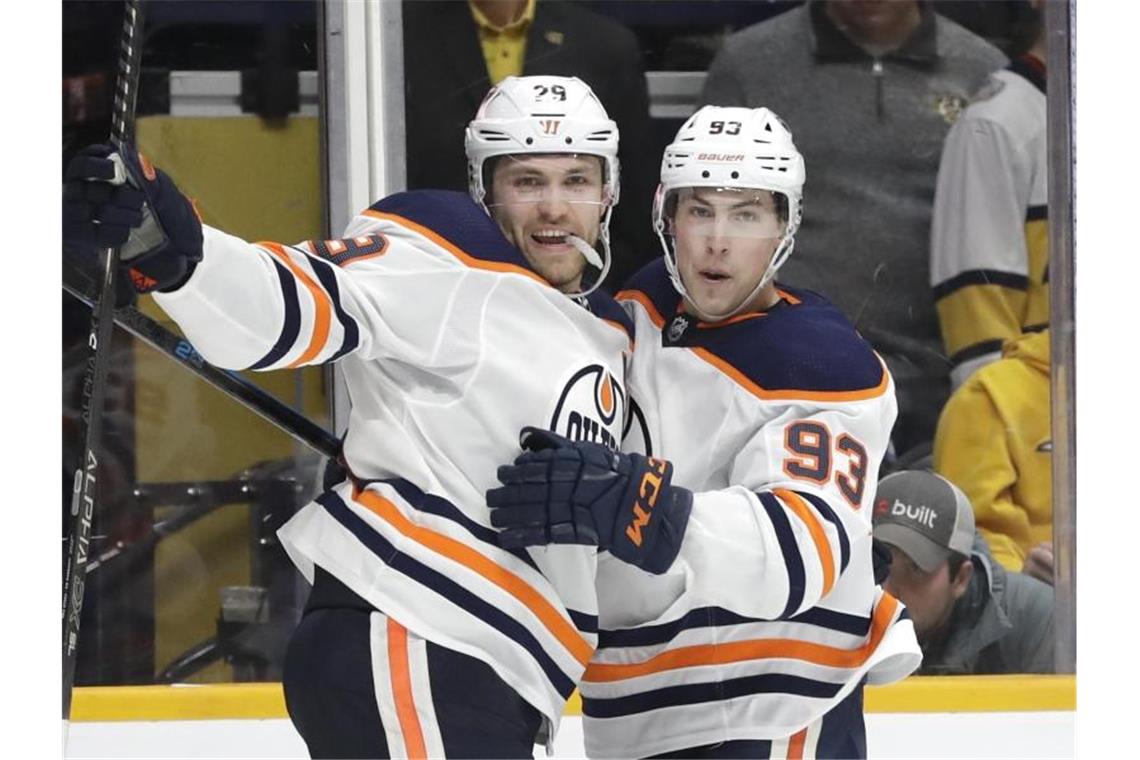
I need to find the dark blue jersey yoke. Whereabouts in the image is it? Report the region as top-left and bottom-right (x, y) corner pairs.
(622, 259), (884, 394)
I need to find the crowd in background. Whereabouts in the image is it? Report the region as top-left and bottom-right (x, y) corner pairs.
(63, 0), (1059, 681)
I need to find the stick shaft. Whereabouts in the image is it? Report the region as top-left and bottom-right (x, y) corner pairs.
(63, 0), (146, 722)
(64, 261), (340, 458)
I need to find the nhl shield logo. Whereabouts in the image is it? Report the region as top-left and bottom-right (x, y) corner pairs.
(666, 315), (691, 343)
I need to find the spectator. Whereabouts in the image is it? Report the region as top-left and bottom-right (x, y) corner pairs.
(873, 469), (1054, 674)
(933, 328), (1053, 584)
(931, 1), (1048, 388)
(700, 0), (1006, 454)
(402, 0), (656, 290)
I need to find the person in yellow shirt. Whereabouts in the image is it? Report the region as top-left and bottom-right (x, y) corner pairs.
(933, 328), (1052, 584)
(403, 0), (657, 291)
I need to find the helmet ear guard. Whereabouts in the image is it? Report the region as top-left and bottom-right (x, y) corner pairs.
(654, 105), (806, 320)
(464, 76), (620, 298)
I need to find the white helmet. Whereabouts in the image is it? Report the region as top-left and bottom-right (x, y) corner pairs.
(465, 75), (620, 296)
(653, 105), (806, 320)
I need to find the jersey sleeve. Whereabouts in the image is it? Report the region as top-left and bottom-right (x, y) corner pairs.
(930, 113), (1031, 387)
(670, 389), (896, 621)
(152, 219), (476, 372)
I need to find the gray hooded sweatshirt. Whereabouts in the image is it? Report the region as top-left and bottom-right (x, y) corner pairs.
(919, 535), (1055, 675)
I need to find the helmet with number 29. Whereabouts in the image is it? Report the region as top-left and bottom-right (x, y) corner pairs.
(465, 76), (620, 297)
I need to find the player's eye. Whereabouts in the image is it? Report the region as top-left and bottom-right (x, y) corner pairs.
(687, 205), (712, 218)
(514, 175), (543, 188)
(733, 210), (758, 223)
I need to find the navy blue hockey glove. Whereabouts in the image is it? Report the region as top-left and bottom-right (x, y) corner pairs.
(63, 144), (203, 298)
(487, 427), (693, 575)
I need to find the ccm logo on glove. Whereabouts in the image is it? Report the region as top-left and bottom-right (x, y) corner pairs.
(626, 457), (669, 547)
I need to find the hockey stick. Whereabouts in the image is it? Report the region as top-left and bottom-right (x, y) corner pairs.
(62, 0), (146, 724)
(63, 259), (340, 458)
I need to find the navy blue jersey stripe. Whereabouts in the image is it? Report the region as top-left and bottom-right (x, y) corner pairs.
(599, 607), (720, 649)
(1026, 204), (1048, 222)
(950, 338), (1005, 367)
(567, 609), (600, 635)
(384, 479), (541, 575)
(249, 258), (302, 370)
(383, 478), (598, 635)
(932, 269), (1029, 300)
(759, 491), (806, 618)
(797, 491), (850, 574)
(597, 604), (872, 649)
(303, 250), (360, 361)
(582, 673), (843, 718)
(316, 491), (577, 699)
(788, 606), (872, 637)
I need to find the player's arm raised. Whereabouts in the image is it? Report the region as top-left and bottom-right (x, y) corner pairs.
(63, 146), (465, 372)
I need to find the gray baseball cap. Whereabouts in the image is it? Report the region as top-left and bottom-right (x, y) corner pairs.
(872, 471), (975, 573)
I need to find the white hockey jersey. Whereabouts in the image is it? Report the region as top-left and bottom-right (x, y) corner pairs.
(152, 190), (633, 729)
(577, 260), (921, 758)
(930, 57), (1049, 387)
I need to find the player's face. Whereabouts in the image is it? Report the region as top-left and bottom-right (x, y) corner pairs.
(671, 188), (785, 318)
(881, 547), (969, 645)
(488, 154), (607, 293)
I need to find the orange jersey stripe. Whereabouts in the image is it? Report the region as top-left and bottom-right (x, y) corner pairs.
(787, 727), (807, 759)
(258, 242), (333, 368)
(387, 619), (428, 760)
(363, 209), (547, 285)
(582, 594), (899, 683)
(618, 289), (665, 328)
(353, 488), (593, 666)
(690, 345), (890, 403)
(774, 488), (837, 597)
(696, 312), (764, 329)
(776, 288), (802, 306)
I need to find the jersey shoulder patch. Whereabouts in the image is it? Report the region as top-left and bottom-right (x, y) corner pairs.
(365, 190), (535, 272)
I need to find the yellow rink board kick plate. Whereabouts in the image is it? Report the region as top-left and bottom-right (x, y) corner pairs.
(72, 675), (1075, 722)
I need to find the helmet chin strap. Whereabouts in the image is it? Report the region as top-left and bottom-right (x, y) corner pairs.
(665, 233), (792, 323)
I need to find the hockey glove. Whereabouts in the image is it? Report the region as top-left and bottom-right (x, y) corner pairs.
(487, 426), (693, 575)
(63, 144), (203, 297)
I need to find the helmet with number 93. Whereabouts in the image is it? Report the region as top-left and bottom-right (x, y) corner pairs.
(465, 76), (620, 296)
(653, 105), (805, 319)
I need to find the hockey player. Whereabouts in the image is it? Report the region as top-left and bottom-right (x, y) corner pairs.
(62, 76), (640, 758)
(488, 106), (922, 758)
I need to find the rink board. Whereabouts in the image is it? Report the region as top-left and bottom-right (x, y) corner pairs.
(65, 675), (1075, 758)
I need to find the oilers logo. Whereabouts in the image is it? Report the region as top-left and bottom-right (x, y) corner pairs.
(549, 364), (625, 450)
(622, 397), (653, 457)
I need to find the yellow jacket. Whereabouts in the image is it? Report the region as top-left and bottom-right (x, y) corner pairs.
(934, 330), (1051, 572)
